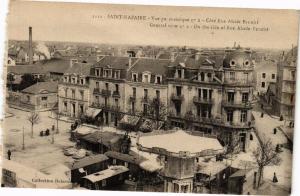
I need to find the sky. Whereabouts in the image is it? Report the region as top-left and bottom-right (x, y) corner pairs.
(6, 1), (300, 49)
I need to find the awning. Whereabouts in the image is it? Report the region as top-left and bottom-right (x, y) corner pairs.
(85, 107), (102, 118)
(120, 114), (140, 126)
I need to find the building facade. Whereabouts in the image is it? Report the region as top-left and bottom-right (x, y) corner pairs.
(254, 60), (277, 94)
(58, 61), (91, 118)
(272, 47), (297, 120)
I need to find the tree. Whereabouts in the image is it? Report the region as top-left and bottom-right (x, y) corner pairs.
(27, 112), (40, 138)
(147, 98), (168, 129)
(7, 73), (15, 91)
(252, 137), (281, 188)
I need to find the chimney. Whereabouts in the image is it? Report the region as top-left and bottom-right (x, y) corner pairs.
(128, 57), (132, 67)
(170, 52), (176, 62)
(195, 52), (201, 61)
(28, 26), (33, 64)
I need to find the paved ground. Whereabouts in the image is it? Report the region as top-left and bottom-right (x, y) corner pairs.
(2, 106), (74, 170)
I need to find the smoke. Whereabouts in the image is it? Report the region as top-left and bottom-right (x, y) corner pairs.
(36, 42), (50, 59)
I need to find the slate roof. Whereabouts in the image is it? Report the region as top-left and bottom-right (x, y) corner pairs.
(130, 58), (170, 75)
(22, 81), (58, 94)
(81, 131), (122, 146)
(255, 60), (277, 72)
(105, 151), (145, 165)
(8, 65), (48, 75)
(94, 56), (137, 69)
(229, 169), (252, 178)
(68, 154), (109, 170)
(64, 62), (92, 75)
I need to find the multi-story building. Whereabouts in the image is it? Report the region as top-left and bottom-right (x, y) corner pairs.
(89, 56), (136, 126)
(58, 60), (91, 118)
(125, 58), (170, 129)
(272, 47), (297, 120)
(254, 60), (277, 94)
(166, 48), (255, 151)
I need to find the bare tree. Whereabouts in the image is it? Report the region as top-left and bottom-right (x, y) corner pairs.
(27, 112), (40, 138)
(252, 137), (281, 188)
(147, 98), (168, 129)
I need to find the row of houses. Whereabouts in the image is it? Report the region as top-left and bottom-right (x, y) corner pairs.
(58, 47), (256, 152)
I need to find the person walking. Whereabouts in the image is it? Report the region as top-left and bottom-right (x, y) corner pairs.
(7, 149), (11, 160)
(273, 172), (278, 183)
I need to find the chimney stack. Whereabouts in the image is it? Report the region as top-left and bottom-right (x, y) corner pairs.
(195, 52), (201, 61)
(28, 27), (33, 64)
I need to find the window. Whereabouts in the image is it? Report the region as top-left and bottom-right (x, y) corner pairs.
(131, 102), (135, 113)
(79, 90), (84, 100)
(229, 72), (235, 80)
(227, 110), (233, 122)
(156, 90), (160, 99)
(95, 95), (99, 104)
(104, 69), (111, 77)
(104, 97), (108, 106)
(143, 74), (150, 83)
(203, 89), (208, 99)
(64, 102), (67, 111)
(175, 103), (181, 116)
(79, 105), (84, 114)
(71, 77), (76, 84)
(291, 94), (294, 103)
(115, 84), (119, 92)
(115, 98), (119, 107)
(143, 104), (148, 115)
(41, 96), (47, 101)
(241, 110), (247, 122)
(132, 73), (138, 82)
(176, 86), (182, 96)
(177, 69), (182, 78)
(200, 72), (205, 81)
(262, 73), (266, 78)
(64, 76), (68, 82)
(272, 74), (276, 79)
(96, 81), (99, 89)
(197, 106), (201, 117)
(132, 87), (136, 97)
(71, 89), (75, 99)
(65, 88), (68, 97)
(156, 75), (162, 84)
(242, 93), (249, 103)
(114, 70), (120, 79)
(95, 69), (100, 76)
(227, 92), (235, 103)
(80, 78), (84, 85)
(261, 82), (265, 88)
(113, 159), (116, 165)
(209, 89), (213, 100)
(144, 89), (148, 99)
(291, 71), (295, 80)
(198, 89), (201, 98)
(105, 83), (109, 90)
(207, 73), (212, 78)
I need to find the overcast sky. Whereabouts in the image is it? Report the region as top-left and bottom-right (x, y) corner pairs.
(6, 1), (300, 49)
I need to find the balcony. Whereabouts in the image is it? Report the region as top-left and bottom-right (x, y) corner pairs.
(129, 95), (136, 102)
(171, 93), (184, 102)
(101, 89), (111, 97)
(222, 100), (252, 109)
(112, 91), (121, 98)
(91, 102), (120, 111)
(93, 88), (101, 94)
(193, 96), (214, 105)
(141, 96), (149, 103)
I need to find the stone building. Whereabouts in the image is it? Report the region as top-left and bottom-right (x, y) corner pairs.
(272, 47), (297, 120)
(166, 48), (255, 151)
(58, 60), (92, 118)
(254, 60), (277, 94)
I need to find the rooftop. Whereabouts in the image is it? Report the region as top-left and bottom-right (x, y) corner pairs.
(94, 56), (138, 69)
(68, 154), (109, 170)
(82, 165), (129, 183)
(130, 58), (170, 75)
(21, 81), (58, 94)
(137, 129), (224, 154)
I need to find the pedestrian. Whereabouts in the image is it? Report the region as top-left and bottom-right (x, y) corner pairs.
(7, 149), (11, 160)
(273, 128), (277, 135)
(273, 172), (278, 183)
(261, 112), (264, 118)
(276, 144), (280, 153)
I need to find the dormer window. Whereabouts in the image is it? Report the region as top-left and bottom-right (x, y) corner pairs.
(64, 76), (68, 82)
(155, 75), (162, 84)
(200, 72), (205, 81)
(132, 73), (138, 82)
(80, 78), (84, 85)
(95, 69), (100, 76)
(114, 70), (121, 79)
(71, 77), (76, 84)
(142, 72), (151, 83)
